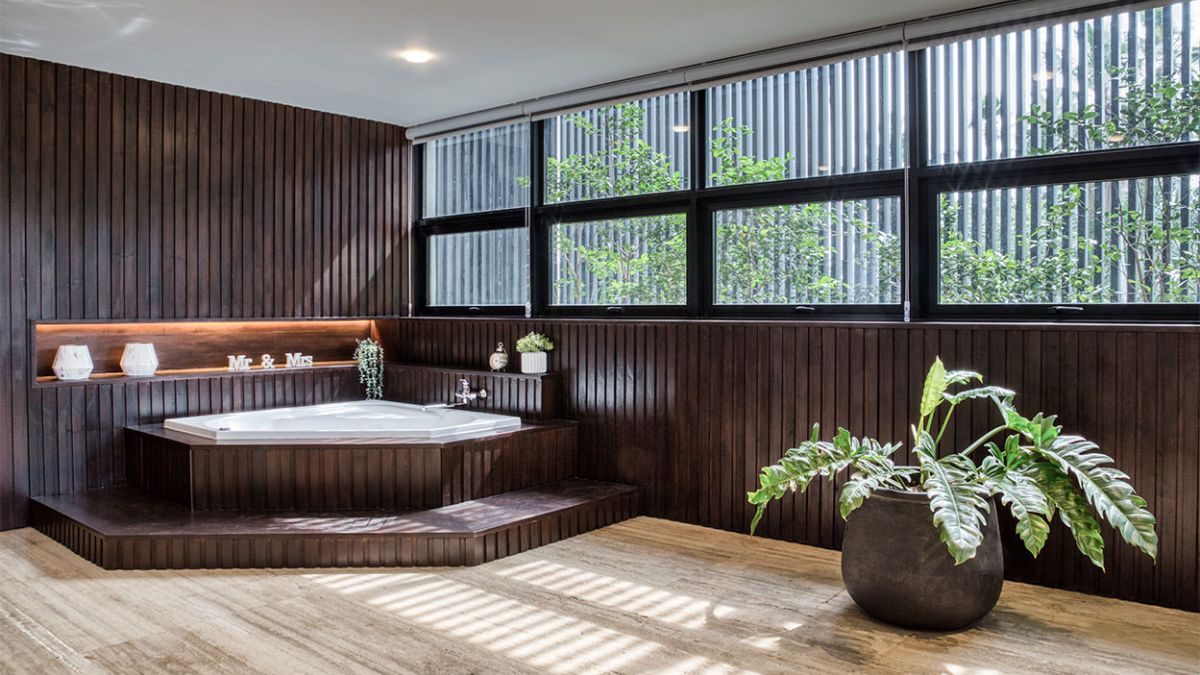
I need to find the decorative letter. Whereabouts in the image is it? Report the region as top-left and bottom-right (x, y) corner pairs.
(261, 354), (276, 369)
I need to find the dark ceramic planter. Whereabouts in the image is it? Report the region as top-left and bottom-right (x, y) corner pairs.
(841, 488), (1003, 631)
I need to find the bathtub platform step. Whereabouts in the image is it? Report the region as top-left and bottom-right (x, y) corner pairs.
(30, 479), (640, 570)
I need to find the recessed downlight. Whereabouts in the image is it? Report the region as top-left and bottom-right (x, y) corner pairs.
(396, 49), (435, 64)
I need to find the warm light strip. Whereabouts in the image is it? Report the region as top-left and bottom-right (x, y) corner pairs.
(36, 319), (373, 335)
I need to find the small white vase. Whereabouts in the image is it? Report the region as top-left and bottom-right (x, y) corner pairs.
(52, 345), (93, 381)
(520, 351), (548, 374)
(120, 343), (159, 377)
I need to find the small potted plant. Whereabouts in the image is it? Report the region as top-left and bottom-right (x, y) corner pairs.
(353, 337), (384, 400)
(748, 357), (1157, 631)
(515, 332), (554, 374)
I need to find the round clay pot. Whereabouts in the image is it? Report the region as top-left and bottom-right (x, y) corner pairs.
(841, 488), (1003, 631)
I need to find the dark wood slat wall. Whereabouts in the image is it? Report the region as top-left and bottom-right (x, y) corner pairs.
(384, 364), (560, 420)
(0, 53), (407, 530)
(379, 318), (1199, 611)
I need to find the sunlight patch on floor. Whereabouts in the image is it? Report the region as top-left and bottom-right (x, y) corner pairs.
(303, 570), (757, 674)
(495, 558), (740, 629)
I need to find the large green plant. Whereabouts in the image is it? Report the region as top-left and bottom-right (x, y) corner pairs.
(747, 358), (1158, 567)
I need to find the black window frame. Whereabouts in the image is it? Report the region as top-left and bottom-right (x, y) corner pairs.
(414, 9), (1200, 323)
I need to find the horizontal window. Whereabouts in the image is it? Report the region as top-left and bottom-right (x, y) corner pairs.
(427, 229), (529, 306)
(551, 214), (687, 305)
(715, 197), (903, 305)
(938, 174), (1199, 304)
(926, 1), (1199, 165)
(707, 51), (906, 186)
(544, 93), (690, 204)
(423, 122), (530, 218)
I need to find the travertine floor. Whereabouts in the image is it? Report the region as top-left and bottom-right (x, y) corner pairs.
(0, 517), (1196, 674)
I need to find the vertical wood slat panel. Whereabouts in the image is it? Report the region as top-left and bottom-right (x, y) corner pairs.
(0, 53), (407, 531)
(381, 318), (1198, 612)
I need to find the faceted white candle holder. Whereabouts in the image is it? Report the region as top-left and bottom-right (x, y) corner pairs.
(120, 343), (159, 377)
(52, 345), (94, 381)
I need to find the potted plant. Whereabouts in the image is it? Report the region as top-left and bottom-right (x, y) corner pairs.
(747, 357), (1157, 631)
(353, 337), (384, 400)
(515, 332), (554, 374)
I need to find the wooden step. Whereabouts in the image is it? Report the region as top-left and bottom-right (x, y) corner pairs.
(31, 480), (640, 570)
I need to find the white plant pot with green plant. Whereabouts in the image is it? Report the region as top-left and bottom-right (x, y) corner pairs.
(515, 332), (553, 374)
(747, 357), (1158, 631)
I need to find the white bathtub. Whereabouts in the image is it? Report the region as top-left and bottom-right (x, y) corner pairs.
(163, 400), (523, 442)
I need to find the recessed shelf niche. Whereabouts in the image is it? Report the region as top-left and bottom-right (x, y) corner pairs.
(34, 319), (375, 384)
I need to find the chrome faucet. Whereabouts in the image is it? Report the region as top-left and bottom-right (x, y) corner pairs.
(454, 378), (487, 404)
(421, 379), (488, 411)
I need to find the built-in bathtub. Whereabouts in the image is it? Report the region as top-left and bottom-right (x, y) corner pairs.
(163, 400), (523, 442)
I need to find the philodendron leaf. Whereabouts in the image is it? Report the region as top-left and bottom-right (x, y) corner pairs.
(1039, 435), (1158, 560)
(993, 472), (1052, 557)
(1033, 461), (1107, 569)
(944, 386), (1016, 406)
(838, 456), (914, 520)
(944, 370), (983, 386)
(920, 357), (948, 417)
(915, 433), (991, 565)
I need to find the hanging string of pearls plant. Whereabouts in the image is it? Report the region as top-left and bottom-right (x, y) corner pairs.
(353, 337), (385, 400)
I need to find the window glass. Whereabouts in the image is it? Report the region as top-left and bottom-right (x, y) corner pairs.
(543, 93), (691, 203)
(707, 51), (907, 186)
(423, 122), (530, 217)
(939, 174), (1199, 304)
(427, 229), (529, 306)
(715, 198), (902, 304)
(551, 214), (687, 305)
(926, 1), (1199, 165)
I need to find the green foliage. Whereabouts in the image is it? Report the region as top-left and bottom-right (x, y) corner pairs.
(546, 110), (900, 305)
(353, 338), (384, 400)
(915, 432), (992, 565)
(515, 332), (554, 353)
(746, 358), (1157, 569)
(1021, 68), (1200, 154)
(942, 70), (1200, 305)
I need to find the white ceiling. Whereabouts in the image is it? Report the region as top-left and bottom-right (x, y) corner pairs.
(0, 0), (997, 127)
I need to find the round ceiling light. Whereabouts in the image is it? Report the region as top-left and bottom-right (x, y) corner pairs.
(396, 49), (435, 64)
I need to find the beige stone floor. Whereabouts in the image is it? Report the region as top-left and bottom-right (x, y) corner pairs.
(1, 517), (1196, 674)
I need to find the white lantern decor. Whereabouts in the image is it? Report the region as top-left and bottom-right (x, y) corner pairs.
(120, 343), (159, 377)
(52, 345), (94, 381)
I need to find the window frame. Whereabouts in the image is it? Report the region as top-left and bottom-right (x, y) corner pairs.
(414, 6), (1200, 323)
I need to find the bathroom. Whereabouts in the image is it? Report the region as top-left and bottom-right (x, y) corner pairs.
(0, 1), (1197, 672)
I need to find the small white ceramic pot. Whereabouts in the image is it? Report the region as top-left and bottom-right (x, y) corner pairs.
(120, 343), (159, 377)
(520, 351), (548, 374)
(52, 345), (94, 381)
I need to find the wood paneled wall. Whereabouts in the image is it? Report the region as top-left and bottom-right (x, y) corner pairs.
(384, 364), (560, 420)
(0, 53), (407, 530)
(379, 318), (1199, 611)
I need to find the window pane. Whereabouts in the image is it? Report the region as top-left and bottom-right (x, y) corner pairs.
(423, 122), (529, 218)
(551, 214), (687, 305)
(707, 51), (907, 187)
(939, 174), (1199, 304)
(926, 1), (1199, 165)
(427, 229), (529, 306)
(544, 93), (690, 203)
(715, 198), (902, 304)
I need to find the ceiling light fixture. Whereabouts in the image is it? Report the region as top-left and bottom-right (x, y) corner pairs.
(396, 49), (435, 64)
(671, 124), (690, 133)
